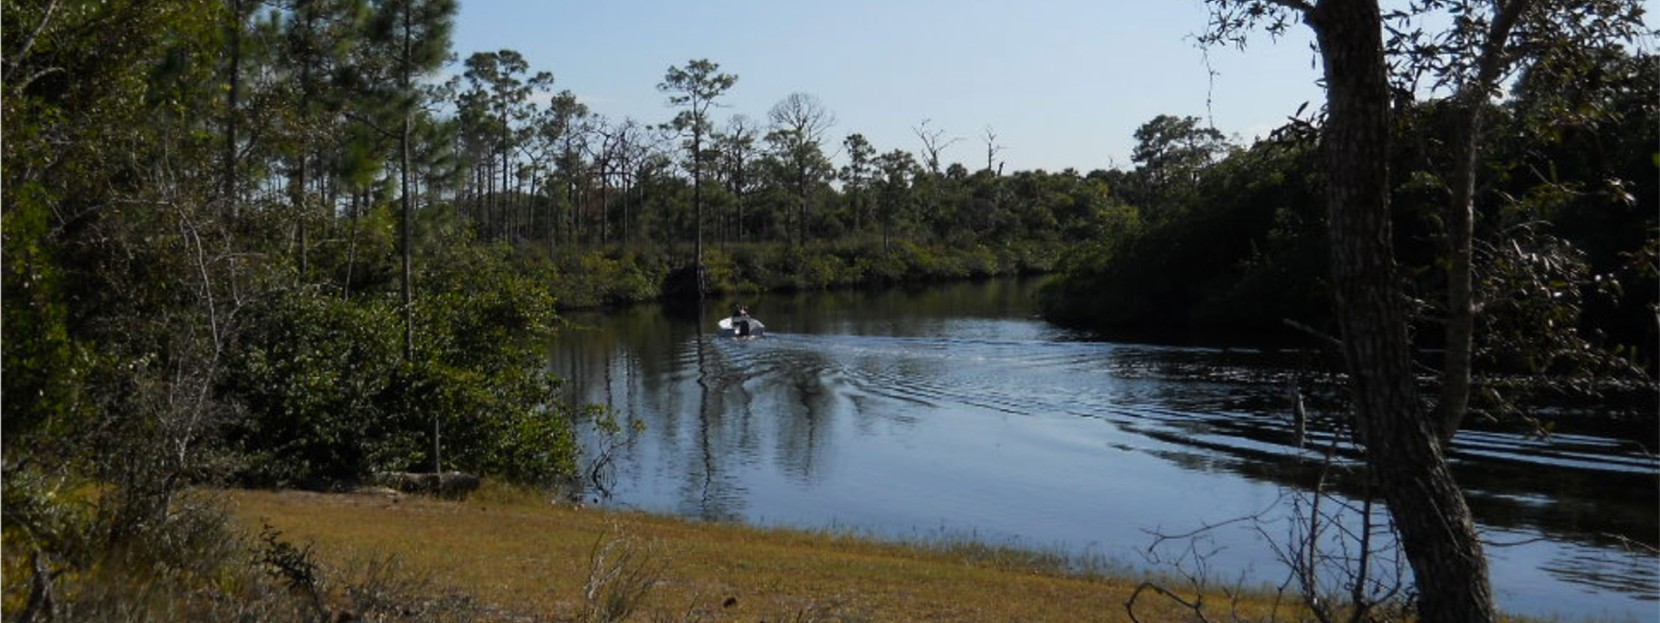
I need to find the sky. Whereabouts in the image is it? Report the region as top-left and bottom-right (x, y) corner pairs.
(449, 0), (1327, 173)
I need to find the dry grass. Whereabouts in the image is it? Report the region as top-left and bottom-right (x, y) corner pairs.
(225, 483), (1303, 622)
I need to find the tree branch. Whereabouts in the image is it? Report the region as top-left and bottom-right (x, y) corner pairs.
(1264, 0), (1316, 15)
(1283, 318), (1343, 350)
(4, 0), (60, 86)
(1126, 581), (1218, 623)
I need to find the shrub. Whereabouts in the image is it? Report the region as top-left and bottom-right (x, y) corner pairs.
(226, 293), (404, 486)
(226, 241), (580, 488)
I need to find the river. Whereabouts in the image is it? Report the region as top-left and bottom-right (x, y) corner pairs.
(549, 278), (1658, 622)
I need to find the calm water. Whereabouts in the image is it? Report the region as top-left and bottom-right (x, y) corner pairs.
(550, 278), (1658, 622)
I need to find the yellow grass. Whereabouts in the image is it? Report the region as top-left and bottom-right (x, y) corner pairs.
(225, 484), (1299, 622)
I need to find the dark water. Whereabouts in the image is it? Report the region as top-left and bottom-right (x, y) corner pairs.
(550, 278), (1659, 622)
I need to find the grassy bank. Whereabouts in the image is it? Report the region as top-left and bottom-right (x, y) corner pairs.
(226, 485), (1292, 623)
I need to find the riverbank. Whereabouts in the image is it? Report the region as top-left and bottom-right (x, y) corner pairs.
(225, 484), (1294, 622)
(543, 238), (1059, 309)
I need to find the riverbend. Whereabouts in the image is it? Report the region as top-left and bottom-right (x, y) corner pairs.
(554, 278), (1658, 622)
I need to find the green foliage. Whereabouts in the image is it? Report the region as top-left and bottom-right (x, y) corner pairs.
(531, 238), (1056, 306)
(0, 189), (89, 450)
(1041, 135), (1322, 334)
(414, 245), (577, 483)
(550, 248), (670, 308)
(1045, 71), (1655, 360)
(224, 240), (580, 487)
(226, 293), (404, 485)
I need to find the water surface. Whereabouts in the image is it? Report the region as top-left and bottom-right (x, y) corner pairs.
(551, 279), (1658, 622)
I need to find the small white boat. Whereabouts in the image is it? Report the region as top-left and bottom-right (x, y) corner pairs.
(717, 316), (765, 338)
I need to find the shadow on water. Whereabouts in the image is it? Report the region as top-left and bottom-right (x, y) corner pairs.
(549, 278), (1659, 620)
(1085, 347), (1659, 553)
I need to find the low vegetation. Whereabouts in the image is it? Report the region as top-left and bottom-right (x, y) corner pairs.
(4, 479), (1603, 622)
(546, 238), (1058, 308)
(223, 484), (1298, 623)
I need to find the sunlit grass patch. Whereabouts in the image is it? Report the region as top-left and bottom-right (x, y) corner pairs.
(223, 485), (1321, 622)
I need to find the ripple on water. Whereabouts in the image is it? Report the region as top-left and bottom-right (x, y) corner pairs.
(559, 298), (1658, 623)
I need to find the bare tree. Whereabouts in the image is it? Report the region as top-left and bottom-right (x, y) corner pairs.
(980, 125), (1004, 175)
(766, 93), (835, 246)
(911, 118), (961, 175)
(607, 118), (649, 244)
(585, 115), (620, 244)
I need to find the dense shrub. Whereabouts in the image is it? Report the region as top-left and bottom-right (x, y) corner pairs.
(552, 249), (666, 308)
(224, 241), (579, 488)
(225, 294), (405, 486)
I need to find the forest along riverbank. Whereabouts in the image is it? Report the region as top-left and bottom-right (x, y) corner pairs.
(551, 278), (1660, 623)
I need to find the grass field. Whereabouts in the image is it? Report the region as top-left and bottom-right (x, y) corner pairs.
(225, 483), (1300, 622)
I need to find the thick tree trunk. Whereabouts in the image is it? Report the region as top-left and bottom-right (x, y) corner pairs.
(1308, 1), (1497, 622)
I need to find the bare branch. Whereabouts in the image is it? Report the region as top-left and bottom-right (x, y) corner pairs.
(980, 125), (1004, 173)
(911, 119), (962, 174)
(1126, 581), (1218, 623)
(4, 0), (60, 86)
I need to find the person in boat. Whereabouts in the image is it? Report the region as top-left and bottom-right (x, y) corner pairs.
(731, 305), (753, 337)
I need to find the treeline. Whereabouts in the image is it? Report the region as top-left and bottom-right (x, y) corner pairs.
(437, 57), (1120, 260)
(3, 0), (1132, 487)
(7, 0), (1650, 500)
(0, 2), (1141, 613)
(1041, 50), (1657, 415)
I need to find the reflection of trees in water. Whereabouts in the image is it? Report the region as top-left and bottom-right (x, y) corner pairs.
(1145, 433), (1658, 601)
(682, 315), (755, 522)
(1141, 405), (1658, 557)
(1102, 342), (1658, 557)
(550, 323), (639, 500)
(749, 278), (1039, 336)
(1538, 541), (1659, 598)
(1136, 393), (1657, 555)
(768, 354), (838, 484)
(549, 287), (1657, 606)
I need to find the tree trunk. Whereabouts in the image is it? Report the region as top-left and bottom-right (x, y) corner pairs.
(1435, 0), (1529, 444)
(693, 131), (705, 296)
(345, 189), (360, 302)
(398, 9), (415, 365)
(1309, 1), (1497, 622)
(296, 149), (311, 277)
(223, 0), (242, 216)
(1437, 106), (1478, 443)
(798, 176), (809, 248)
(500, 145), (510, 240)
(600, 164), (611, 243)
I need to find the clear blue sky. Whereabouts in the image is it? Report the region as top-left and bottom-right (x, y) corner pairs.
(449, 0), (1325, 173)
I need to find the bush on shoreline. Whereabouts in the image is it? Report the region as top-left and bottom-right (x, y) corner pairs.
(544, 238), (1061, 310)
